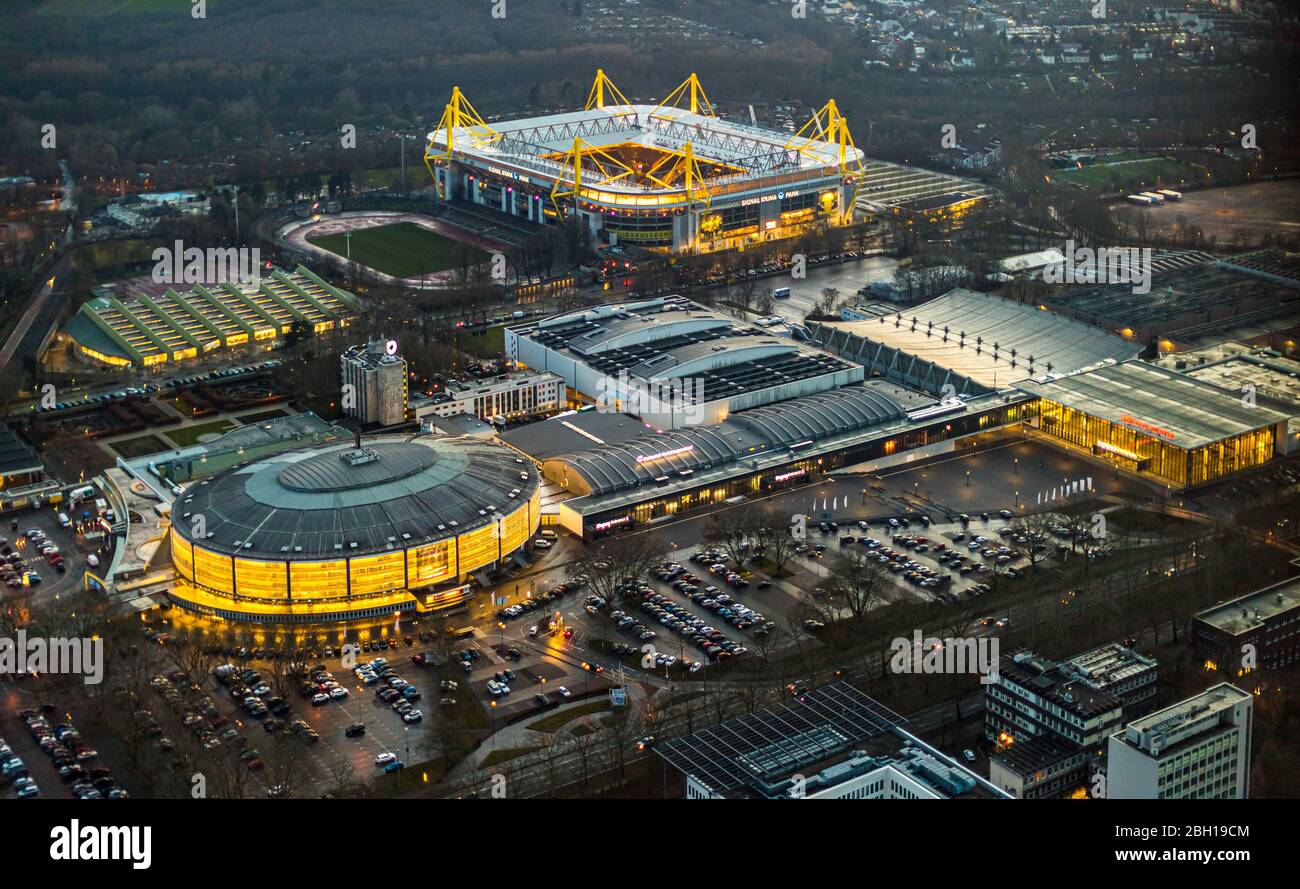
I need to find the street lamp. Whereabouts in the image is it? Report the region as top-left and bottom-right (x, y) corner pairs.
(965, 470), (971, 488)
(1014, 458), (1018, 476)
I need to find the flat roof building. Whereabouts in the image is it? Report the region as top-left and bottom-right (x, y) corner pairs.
(654, 681), (1010, 799)
(503, 379), (1029, 538)
(986, 644), (1158, 799)
(65, 265), (361, 369)
(811, 289), (1141, 396)
(412, 369), (565, 426)
(1042, 250), (1300, 348)
(1192, 576), (1300, 676)
(507, 295), (864, 428)
(0, 422), (45, 493)
(1107, 684), (1253, 799)
(1018, 359), (1291, 489)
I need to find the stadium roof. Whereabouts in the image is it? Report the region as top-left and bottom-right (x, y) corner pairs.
(174, 435), (537, 559)
(434, 104), (858, 190)
(1017, 360), (1292, 449)
(548, 385), (905, 496)
(819, 289), (1140, 389)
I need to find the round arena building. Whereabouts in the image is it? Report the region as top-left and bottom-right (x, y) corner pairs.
(168, 435), (541, 623)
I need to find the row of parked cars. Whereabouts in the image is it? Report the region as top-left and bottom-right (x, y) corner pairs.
(17, 709), (125, 798)
(636, 590), (748, 663)
(297, 664), (349, 707)
(1, 532), (50, 588)
(495, 575), (587, 621)
(32, 361), (279, 413)
(363, 658), (424, 723)
(1, 737), (38, 797)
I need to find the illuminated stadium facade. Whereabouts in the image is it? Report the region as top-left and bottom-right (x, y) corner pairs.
(425, 71), (866, 253)
(168, 435), (541, 623)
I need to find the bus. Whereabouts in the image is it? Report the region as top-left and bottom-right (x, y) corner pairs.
(448, 626), (476, 641)
(773, 287), (791, 299)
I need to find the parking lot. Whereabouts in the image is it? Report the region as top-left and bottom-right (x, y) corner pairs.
(1, 499), (108, 609)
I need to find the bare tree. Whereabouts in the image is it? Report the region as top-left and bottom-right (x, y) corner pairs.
(817, 545), (891, 630)
(703, 507), (761, 569)
(754, 506), (802, 575)
(1005, 510), (1055, 576)
(572, 533), (664, 612)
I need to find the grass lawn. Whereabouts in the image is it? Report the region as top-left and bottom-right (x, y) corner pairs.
(166, 419), (235, 447)
(480, 745), (544, 768)
(1057, 156), (1204, 191)
(527, 700), (611, 733)
(457, 324), (505, 358)
(308, 221), (487, 278)
(109, 434), (172, 459)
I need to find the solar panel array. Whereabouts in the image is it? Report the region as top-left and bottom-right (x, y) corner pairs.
(655, 682), (906, 792)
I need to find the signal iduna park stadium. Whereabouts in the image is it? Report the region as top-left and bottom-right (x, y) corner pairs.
(168, 435), (540, 623)
(424, 70), (866, 253)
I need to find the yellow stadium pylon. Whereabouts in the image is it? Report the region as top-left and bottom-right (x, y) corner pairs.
(649, 72), (715, 119)
(585, 69), (633, 111)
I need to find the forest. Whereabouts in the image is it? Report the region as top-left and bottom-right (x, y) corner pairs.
(2, 0), (1297, 189)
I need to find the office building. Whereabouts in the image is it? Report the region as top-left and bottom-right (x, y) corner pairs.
(1107, 684), (1253, 799)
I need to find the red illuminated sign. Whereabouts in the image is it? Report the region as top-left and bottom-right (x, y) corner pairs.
(1119, 414), (1176, 441)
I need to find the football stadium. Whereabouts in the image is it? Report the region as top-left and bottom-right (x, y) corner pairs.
(167, 434), (541, 623)
(424, 70), (868, 253)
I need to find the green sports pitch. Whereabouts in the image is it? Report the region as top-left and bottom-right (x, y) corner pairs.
(307, 222), (489, 278)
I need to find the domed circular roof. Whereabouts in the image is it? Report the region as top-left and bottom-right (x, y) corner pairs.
(174, 435), (538, 560)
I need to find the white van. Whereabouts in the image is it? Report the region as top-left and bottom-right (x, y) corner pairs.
(57, 512), (71, 528)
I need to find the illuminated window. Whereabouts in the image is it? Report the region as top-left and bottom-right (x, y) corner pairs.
(457, 524), (499, 573)
(349, 552), (405, 596)
(171, 527), (194, 581)
(289, 559), (347, 600)
(235, 558), (288, 600)
(193, 545), (235, 594)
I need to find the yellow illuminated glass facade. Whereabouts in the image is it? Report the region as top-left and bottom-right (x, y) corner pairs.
(407, 539), (455, 587)
(193, 546), (234, 593)
(457, 523), (499, 574)
(169, 492), (538, 622)
(501, 502), (532, 553)
(289, 559), (348, 599)
(349, 551), (406, 596)
(1037, 399), (1275, 488)
(171, 527), (193, 580)
(235, 558), (288, 601)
